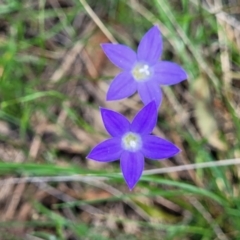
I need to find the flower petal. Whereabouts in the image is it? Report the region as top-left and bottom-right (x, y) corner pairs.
(87, 138), (123, 162)
(107, 72), (137, 101)
(101, 108), (130, 137)
(101, 43), (137, 70)
(120, 151), (144, 190)
(141, 135), (180, 159)
(152, 61), (187, 85)
(137, 81), (162, 107)
(131, 101), (157, 135)
(137, 26), (162, 65)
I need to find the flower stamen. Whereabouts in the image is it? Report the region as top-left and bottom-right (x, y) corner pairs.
(122, 132), (142, 152)
(132, 63), (152, 81)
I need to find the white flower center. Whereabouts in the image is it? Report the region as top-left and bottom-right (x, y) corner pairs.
(121, 132), (142, 152)
(132, 63), (152, 81)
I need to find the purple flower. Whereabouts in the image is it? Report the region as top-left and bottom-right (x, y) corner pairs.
(87, 101), (180, 190)
(101, 26), (187, 107)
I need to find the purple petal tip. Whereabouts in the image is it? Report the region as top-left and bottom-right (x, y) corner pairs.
(106, 93), (114, 101)
(176, 147), (181, 154)
(100, 43), (110, 51)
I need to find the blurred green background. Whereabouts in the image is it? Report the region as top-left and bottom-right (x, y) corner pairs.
(0, 0), (240, 239)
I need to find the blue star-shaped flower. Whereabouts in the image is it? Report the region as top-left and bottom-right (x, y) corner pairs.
(87, 101), (180, 190)
(101, 26), (187, 107)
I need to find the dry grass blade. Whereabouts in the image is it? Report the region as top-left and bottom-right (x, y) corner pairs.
(189, 197), (229, 240)
(79, 0), (117, 43)
(49, 41), (84, 84)
(0, 158), (240, 186)
(4, 183), (26, 221)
